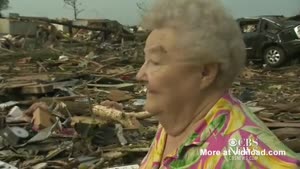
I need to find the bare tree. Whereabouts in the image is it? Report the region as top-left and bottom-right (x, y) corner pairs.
(63, 0), (84, 20)
(136, 1), (146, 13)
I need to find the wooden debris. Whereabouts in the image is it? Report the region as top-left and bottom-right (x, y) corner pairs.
(32, 108), (54, 130)
(71, 116), (108, 127)
(115, 124), (128, 146)
(1, 82), (38, 89)
(21, 84), (54, 94)
(87, 83), (135, 91)
(92, 105), (141, 129)
(107, 90), (133, 102)
(272, 128), (300, 140)
(265, 122), (300, 128)
(0, 18), (299, 168)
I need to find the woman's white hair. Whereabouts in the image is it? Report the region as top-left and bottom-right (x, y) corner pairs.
(141, 0), (246, 88)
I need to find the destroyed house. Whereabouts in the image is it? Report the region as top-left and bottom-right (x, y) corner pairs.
(0, 18), (42, 36)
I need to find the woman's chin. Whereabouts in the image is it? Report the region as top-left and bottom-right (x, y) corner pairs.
(144, 100), (161, 115)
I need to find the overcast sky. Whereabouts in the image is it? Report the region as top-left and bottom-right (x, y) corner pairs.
(3, 0), (300, 25)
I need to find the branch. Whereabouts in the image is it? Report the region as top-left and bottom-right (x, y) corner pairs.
(136, 2), (146, 12)
(76, 9), (84, 15)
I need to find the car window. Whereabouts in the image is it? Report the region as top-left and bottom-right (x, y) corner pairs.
(240, 21), (259, 33)
(263, 22), (280, 34)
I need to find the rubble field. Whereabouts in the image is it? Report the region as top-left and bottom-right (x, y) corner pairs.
(0, 18), (299, 169)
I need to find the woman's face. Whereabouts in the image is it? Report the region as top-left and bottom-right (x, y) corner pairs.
(136, 28), (206, 115)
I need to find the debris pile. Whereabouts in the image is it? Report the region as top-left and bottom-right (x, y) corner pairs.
(235, 66), (300, 152)
(0, 17), (299, 168)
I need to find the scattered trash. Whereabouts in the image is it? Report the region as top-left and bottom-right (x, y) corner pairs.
(0, 101), (19, 110)
(115, 124), (128, 146)
(32, 163), (47, 169)
(21, 84), (54, 94)
(107, 164), (139, 169)
(8, 106), (23, 118)
(0, 127), (29, 146)
(0, 15), (298, 168)
(32, 108), (54, 130)
(268, 85), (283, 90)
(133, 99), (146, 107)
(0, 161), (18, 169)
(85, 51), (99, 60)
(107, 90), (133, 102)
(6, 106), (28, 123)
(58, 55), (69, 62)
(27, 121), (58, 144)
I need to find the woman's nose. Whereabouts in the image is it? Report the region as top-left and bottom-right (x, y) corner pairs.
(136, 63), (148, 82)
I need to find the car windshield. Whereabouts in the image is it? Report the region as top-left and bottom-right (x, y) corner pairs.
(264, 16), (300, 28)
(263, 18), (283, 27)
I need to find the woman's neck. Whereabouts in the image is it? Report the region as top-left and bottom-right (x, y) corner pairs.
(157, 89), (225, 137)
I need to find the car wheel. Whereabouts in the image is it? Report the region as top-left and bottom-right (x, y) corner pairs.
(263, 46), (286, 67)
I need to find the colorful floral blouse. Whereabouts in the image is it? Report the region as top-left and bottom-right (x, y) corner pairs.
(140, 92), (300, 169)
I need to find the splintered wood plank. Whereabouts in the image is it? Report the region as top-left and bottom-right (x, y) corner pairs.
(272, 128), (300, 140)
(7, 74), (51, 82)
(265, 122), (300, 128)
(21, 84), (54, 94)
(0, 82), (38, 89)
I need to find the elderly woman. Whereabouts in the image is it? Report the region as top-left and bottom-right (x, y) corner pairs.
(136, 0), (300, 168)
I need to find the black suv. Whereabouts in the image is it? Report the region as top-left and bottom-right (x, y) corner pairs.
(237, 16), (300, 67)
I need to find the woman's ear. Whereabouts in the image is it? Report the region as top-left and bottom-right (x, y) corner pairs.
(199, 63), (219, 90)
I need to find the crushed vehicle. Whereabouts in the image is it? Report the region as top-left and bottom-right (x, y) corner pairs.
(237, 16), (300, 67)
(288, 15), (300, 21)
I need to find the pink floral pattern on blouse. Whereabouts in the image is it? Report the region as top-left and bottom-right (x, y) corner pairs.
(140, 92), (300, 169)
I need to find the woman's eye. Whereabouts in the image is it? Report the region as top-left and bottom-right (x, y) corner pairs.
(149, 60), (160, 66)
